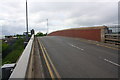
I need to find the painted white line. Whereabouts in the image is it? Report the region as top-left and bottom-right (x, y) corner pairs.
(68, 43), (84, 50)
(104, 59), (120, 67)
(76, 46), (84, 50)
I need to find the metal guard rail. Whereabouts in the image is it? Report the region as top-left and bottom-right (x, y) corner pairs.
(9, 35), (34, 79)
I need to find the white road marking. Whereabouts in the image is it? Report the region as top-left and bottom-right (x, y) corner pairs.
(104, 59), (120, 67)
(68, 43), (84, 50)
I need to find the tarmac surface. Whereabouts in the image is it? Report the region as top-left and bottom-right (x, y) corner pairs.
(37, 36), (119, 78)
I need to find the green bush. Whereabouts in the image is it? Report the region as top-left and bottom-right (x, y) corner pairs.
(36, 32), (47, 37)
(2, 42), (9, 52)
(2, 38), (24, 65)
(0, 40), (2, 53)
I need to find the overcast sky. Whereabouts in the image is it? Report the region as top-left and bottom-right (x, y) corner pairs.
(0, 0), (119, 35)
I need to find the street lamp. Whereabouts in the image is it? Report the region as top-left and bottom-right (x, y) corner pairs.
(38, 19), (49, 34)
(26, 0), (29, 41)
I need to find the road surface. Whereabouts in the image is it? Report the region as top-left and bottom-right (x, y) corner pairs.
(37, 36), (119, 78)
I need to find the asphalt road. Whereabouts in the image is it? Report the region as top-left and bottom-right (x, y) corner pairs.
(37, 36), (119, 78)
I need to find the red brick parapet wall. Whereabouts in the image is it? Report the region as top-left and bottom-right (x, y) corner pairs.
(48, 26), (107, 42)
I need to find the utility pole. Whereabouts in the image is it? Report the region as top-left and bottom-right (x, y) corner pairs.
(26, 0), (29, 41)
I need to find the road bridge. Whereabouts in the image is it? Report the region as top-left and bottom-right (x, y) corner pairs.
(8, 35), (119, 79)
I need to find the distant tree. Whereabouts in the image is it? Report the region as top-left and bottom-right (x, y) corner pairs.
(36, 32), (47, 37)
(16, 34), (25, 38)
(44, 33), (47, 36)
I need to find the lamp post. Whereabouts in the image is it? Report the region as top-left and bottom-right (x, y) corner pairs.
(26, 0), (29, 41)
(38, 19), (48, 34)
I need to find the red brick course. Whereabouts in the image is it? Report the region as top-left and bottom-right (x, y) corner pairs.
(48, 27), (106, 42)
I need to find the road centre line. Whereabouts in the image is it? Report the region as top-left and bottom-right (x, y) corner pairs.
(67, 42), (119, 67)
(104, 59), (120, 67)
(68, 43), (84, 50)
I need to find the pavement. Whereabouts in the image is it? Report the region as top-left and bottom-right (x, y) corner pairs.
(33, 38), (45, 78)
(26, 37), (45, 78)
(37, 36), (119, 78)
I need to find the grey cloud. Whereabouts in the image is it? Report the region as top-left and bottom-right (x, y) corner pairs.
(0, 1), (118, 35)
(2, 25), (26, 35)
(63, 2), (118, 26)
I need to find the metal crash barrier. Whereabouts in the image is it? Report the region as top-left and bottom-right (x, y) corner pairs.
(9, 34), (34, 79)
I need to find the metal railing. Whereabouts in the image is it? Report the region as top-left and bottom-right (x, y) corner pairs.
(105, 26), (120, 45)
(105, 34), (120, 45)
(9, 34), (34, 79)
